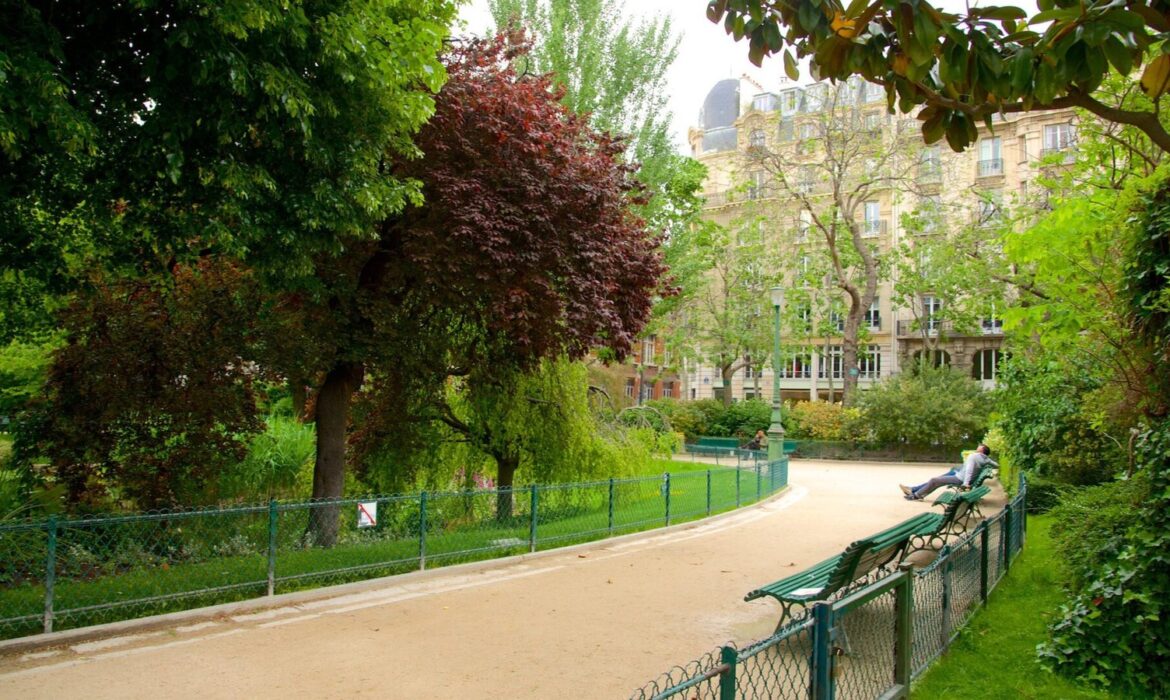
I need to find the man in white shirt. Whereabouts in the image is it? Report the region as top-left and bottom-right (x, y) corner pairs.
(901, 445), (999, 501)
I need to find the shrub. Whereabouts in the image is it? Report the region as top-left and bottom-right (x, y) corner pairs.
(1048, 473), (1150, 593)
(708, 399), (771, 438)
(853, 366), (988, 447)
(1039, 422), (1170, 697)
(787, 400), (849, 440)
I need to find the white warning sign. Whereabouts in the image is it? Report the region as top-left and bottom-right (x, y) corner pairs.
(357, 501), (377, 528)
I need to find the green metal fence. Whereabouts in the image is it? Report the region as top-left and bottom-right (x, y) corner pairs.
(629, 478), (1028, 699)
(0, 456), (788, 640)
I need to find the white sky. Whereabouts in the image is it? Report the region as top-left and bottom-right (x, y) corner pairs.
(457, 1), (1032, 154)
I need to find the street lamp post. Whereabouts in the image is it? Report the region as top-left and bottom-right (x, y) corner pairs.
(768, 286), (786, 463)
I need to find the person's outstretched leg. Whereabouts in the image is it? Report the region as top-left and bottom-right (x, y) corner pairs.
(901, 467), (959, 497)
(909, 474), (962, 499)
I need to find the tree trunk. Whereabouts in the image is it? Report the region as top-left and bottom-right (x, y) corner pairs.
(495, 453), (520, 522)
(307, 361), (364, 547)
(721, 363), (735, 407)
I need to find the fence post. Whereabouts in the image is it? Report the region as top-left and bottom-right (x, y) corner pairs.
(941, 549), (953, 648)
(664, 473), (671, 526)
(43, 514), (58, 635)
(706, 470), (712, 516)
(529, 485), (539, 553)
(267, 499), (278, 597)
(608, 478), (615, 535)
(735, 467), (741, 507)
(1002, 506), (1013, 574)
(811, 602), (833, 700)
(979, 521), (990, 603)
(895, 567), (914, 691)
(718, 644), (738, 700)
(419, 491), (428, 571)
(756, 462), (761, 501)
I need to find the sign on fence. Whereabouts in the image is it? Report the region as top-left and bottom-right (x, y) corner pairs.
(357, 502), (377, 528)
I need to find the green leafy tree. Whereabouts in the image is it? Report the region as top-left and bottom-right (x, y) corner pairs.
(708, 0), (1170, 151)
(487, 0), (701, 239)
(748, 84), (927, 402)
(662, 212), (778, 407)
(1, 1), (457, 299)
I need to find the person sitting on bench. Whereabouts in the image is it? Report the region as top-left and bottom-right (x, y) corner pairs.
(901, 444), (998, 501)
(742, 429), (767, 451)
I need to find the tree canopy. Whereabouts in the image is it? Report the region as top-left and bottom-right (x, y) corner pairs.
(707, 0), (1170, 151)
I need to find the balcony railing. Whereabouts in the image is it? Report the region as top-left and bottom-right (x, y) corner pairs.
(918, 165), (942, 183)
(977, 158), (1004, 177)
(1040, 145), (1076, 163)
(896, 319), (1005, 337)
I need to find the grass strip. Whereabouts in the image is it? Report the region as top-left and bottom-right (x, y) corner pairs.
(911, 515), (1119, 699)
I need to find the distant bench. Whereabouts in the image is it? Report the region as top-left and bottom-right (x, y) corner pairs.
(745, 486), (991, 628)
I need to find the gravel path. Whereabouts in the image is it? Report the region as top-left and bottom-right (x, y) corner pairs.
(0, 459), (990, 699)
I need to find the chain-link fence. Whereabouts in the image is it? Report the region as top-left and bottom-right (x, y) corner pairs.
(0, 457), (789, 640)
(631, 478), (1028, 699)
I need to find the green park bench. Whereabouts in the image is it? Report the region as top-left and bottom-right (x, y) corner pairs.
(910, 485), (992, 550)
(745, 511), (938, 628)
(932, 467), (997, 506)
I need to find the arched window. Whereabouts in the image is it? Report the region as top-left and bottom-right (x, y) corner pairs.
(972, 349), (1003, 381)
(749, 128), (766, 148)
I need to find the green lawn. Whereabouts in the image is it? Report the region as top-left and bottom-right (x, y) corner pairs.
(911, 516), (1120, 699)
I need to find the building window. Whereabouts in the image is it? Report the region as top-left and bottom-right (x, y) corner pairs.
(796, 166), (815, 193)
(1042, 123), (1076, 154)
(863, 111), (883, 132)
(977, 191), (1002, 228)
(862, 201), (883, 237)
(642, 336), (656, 365)
(982, 313), (1004, 334)
(798, 122), (817, 140)
(918, 194), (942, 233)
(919, 146), (942, 181)
(778, 117), (794, 141)
(819, 345), (844, 380)
(624, 378), (635, 398)
(744, 363), (758, 379)
(780, 90), (799, 114)
(862, 81), (884, 103)
(749, 128), (766, 149)
(922, 295), (942, 333)
(690, 387), (697, 399)
(803, 85), (826, 112)
(971, 349), (1003, 381)
(640, 383), (653, 402)
(865, 298), (881, 330)
(859, 344), (882, 379)
(752, 93), (778, 112)
(795, 211), (812, 242)
(748, 170), (766, 200)
(662, 382), (673, 398)
(978, 137), (1003, 177)
(782, 351), (813, 379)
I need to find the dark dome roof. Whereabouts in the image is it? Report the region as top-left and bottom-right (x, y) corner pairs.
(700, 79), (740, 130)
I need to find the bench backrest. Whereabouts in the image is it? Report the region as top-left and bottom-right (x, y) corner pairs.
(822, 514), (931, 594)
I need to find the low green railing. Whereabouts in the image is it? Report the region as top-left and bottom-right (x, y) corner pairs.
(630, 477), (1028, 699)
(0, 457), (788, 640)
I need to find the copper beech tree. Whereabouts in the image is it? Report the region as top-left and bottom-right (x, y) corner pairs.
(298, 35), (666, 543)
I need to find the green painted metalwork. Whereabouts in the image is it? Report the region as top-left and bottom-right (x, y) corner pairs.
(719, 645), (737, 700)
(664, 473), (671, 527)
(529, 486), (538, 553)
(0, 460), (791, 641)
(419, 491), (428, 571)
(629, 481), (1029, 700)
(266, 500), (277, 597)
(43, 514), (57, 634)
(608, 478), (615, 534)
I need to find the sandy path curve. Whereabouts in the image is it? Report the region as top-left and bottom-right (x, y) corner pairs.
(0, 459), (955, 699)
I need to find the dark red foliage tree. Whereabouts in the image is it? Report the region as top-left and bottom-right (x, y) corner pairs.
(27, 262), (268, 510)
(302, 35), (666, 542)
